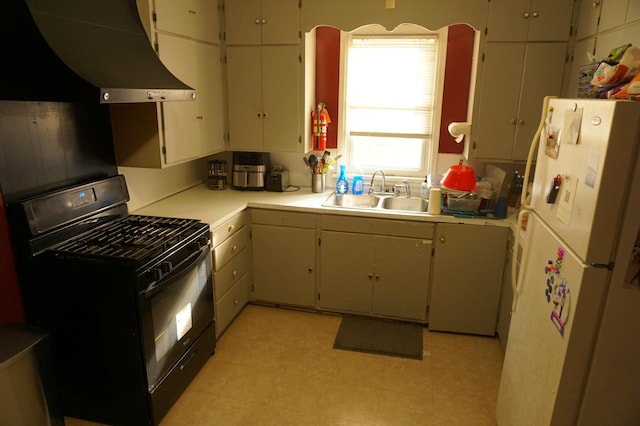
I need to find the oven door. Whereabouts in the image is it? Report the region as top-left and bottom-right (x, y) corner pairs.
(139, 243), (214, 391)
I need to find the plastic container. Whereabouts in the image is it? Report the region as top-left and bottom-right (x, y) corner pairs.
(420, 176), (429, 198)
(352, 175), (364, 195)
(428, 188), (441, 215)
(446, 196), (481, 212)
(336, 165), (349, 194)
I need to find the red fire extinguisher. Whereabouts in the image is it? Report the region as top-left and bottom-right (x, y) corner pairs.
(312, 102), (331, 151)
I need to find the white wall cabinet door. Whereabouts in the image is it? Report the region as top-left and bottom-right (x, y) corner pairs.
(429, 223), (509, 335)
(225, 0), (300, 45)
(159, 34), (224, 164)
(472, 42), (566, 161)
(226, 45), (301, 152)
(576, 0), (603, 40)
(487, 0), (574, 42)
(154, 0), (220, 43)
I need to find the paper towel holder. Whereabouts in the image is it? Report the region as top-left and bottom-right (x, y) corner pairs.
(447, 122), (472, 143)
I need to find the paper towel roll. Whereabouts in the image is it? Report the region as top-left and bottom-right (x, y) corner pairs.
(428, 188), (441, 215)
(447, 122), (472, 143)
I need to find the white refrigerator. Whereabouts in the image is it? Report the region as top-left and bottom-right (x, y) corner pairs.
(496, 98), (640, 425)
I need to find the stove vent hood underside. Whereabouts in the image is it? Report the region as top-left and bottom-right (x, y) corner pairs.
(0, 0), (195, 103)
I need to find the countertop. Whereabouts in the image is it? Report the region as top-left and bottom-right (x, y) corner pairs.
(134, 184), (518, 231)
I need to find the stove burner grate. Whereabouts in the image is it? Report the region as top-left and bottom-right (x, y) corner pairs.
(53, 215), (201, 261)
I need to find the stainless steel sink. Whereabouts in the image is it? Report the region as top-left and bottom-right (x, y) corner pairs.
(322, 193), (381, 209)
(380, 197), (429, 212)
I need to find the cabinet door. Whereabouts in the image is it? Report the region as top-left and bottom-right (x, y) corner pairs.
(512, 42), (566, 160)
(473, 42), (566, 161)
(487, 0), (530, 41)
(487, 0), (573, 42)
(526, 0), (574, 41)
(262, 45), (301, 152)
(576, 0), (602, 40)
(225, 0), (263, 45)
(156, 33), (201, 165)
(196, 43), (225, 155)
(252, 224), (316, 307)
(225, 0), (299, 45)
(372, 236), (431, 321)
(429, 224), (508, 335)
(226, 46), (264, 150)
(154, 0), (219, 43)
(319, 231), (373, 314)
(474, 43), (526, 160)
(261, 0), (300, 45)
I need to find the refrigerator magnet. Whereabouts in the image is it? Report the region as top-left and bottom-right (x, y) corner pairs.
(550, 279), (570, 336)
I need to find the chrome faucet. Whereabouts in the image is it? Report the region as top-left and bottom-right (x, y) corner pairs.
(393, 179), (411, 197)
(369, 170), (387, 194)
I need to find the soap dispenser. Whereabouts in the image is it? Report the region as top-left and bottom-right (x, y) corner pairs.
(336, 164), (349, 194)
(420, 176), (429, 198)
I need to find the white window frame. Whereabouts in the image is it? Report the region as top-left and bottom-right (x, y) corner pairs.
(337, 24), (447, 178)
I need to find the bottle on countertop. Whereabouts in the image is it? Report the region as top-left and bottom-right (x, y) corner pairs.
(420, 176), (429, 198)
(336, 164), (349, 194)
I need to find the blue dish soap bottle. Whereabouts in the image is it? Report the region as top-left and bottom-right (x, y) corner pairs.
(336, 164), (349, 194)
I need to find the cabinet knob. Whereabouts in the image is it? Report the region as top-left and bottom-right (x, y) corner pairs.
(232, 245), (237, 252)
(232, 270), (238, 278)
(593, 0), (600, 7)
(262, 112), (269, 119)
(523, 11), (530, 18)
(262, 19), (267, 24)
(234, 299), (238, 305)
(188, 9), (196, 14)
(531, 11), (539, 17)
(510, 118), (517, 125)
(255, 19), (261, 24)
(228, 225), (235, 233)
(439, 236), (446, 243)
(375, 275), (380, 281)
(196, 115), (203, 120)
(308, 267), (313, 273)
(257, 113), (262, 118)
(518, 119), (525, 125)
(368, 273), (373, 280)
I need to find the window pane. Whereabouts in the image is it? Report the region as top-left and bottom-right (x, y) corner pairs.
(350, 135), (426, 171)
(349, 107), (433, 134)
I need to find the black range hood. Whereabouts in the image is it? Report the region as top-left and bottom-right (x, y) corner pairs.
(0, 0), (196, 103)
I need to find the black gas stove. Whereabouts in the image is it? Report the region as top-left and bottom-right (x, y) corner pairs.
(8, 175), (216, 426)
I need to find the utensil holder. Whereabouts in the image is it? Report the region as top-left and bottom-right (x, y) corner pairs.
(312, 174), (325, 193)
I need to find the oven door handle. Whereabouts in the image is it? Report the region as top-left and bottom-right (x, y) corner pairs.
(143, 244), (210, 299)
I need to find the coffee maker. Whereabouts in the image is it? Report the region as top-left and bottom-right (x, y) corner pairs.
(232, 152), (270, 191)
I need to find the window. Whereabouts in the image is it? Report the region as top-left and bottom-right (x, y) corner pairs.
(341, 26), (443, 177)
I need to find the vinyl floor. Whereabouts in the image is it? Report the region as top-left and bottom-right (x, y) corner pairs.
(66, 304), (504, 426)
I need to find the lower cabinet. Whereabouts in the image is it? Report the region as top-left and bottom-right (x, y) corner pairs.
(318, 216), (434, 322)
(211, 212), (252, 337)
(250, 210), (317, 308)
(429, 223), (509, 335)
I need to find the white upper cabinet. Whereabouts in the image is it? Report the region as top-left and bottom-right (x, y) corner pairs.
(472, 42), (567, 161)
(487, 0), (574, 41)
(576, 0), (603, 40)
(154, 0), (220, 43)
(224, 0), (300, 45)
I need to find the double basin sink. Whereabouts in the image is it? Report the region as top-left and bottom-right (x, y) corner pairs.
(322, 192), (429, 213)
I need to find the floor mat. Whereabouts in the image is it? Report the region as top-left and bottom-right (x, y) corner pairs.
(333, 316), (423, 360)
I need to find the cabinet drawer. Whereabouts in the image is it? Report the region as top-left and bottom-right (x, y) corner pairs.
(211, 211), (248, 247)
(215, 274), (251, 337)
(213, 226), (250, 271)
(214, 247), (252, 301)
(251, 209), (316, 229)
(319, 214), (435, 238)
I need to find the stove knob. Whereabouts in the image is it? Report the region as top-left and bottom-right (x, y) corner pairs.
(151, 268), (163, 282)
